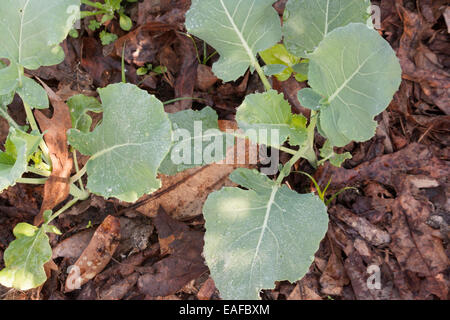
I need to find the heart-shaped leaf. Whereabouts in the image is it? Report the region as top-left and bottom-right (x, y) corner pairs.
(202, 168), (328, 299)
(283, 0), (370, 57)
(68, 83), (173, 202)
(185, 0), (282, 81)
(236, 90), (307, 147)
(308, 23), (401, 147)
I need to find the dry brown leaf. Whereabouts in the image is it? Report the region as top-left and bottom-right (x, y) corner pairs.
(33, 80), (73, 226)
(65, 215), (120, 292)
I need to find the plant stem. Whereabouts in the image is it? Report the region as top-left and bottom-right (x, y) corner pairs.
(70, 165), (87, 184)
(163, 97), (206, 105)
(27, 166), (51, 177)
(70, 183), (90, 200)
(47, 197), (80, 224)
(253, 57), (272, 91)
(275, 111), (319, 185)
(0, 108), (20, 130)
(17, 177), (48, 184)
(23, 102), (39, 132)
(72, 150), (85, 192)
(23, 102), (52, 166)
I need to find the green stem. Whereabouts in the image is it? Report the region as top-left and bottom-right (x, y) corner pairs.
(72, 150), (85, 192)
(253, 57), (272, 91)
(0, 108), (20, 130)
(17, 177), (48, 184)
(47, 197), (80, 224)
(163, 97), (206, 105)
(27, 166), (51, 177)
(23, 102), (52, 166)
(70, 165), (87, 184)
(23, 102), (39, 132)
(275, 111), (319, 185)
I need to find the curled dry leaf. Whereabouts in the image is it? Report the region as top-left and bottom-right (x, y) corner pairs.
(33, 80), (73, 226)
(65, 215), (120, 292)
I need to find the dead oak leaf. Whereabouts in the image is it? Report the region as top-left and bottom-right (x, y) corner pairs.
(33, 80), (73, 226)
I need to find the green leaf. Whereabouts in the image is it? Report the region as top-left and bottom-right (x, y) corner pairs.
(259, 44), (301, 81)
(0, 128), (41, 192)
(283, 0), (370, 57)
(159, 107), (227, 176)
(202, 168), (329, 300)
(236, 90), (307, 147)
(0, 0), (79, 106)
(67, 94), (103, 133)
(262, 64), (288, 77)
(119, 14), (132, 31)
(0, 61), (20, 96)
(0, 62), (15, 105)
(308, 23), (402, 147)
(0, 223), (52, 290)
(297, 88), (323, 111)
(16, 76), (49, 109)
(292, 61), (309, 82)
(0, 0), (80, 70)
(88, 19), (101, 31)
(67, 83), (172, 202)
(99, 30), (118, 45)
(319, 140), (352, 167)
(136, 67), (148, 76)
(185, 0), (282, 82)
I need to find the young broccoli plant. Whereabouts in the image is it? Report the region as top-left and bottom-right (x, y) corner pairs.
(0, 0), (402, 300)
(185, 0), (401, 299)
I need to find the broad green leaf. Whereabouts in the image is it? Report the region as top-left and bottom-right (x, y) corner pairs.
(67, 94), (103, 133)
(159, 107), (228, 176)
(0, 128), (41, 192)
(0, 0), (80, 106)
(203, 168), (328, 300)
(283, 0), (370, 57)
(0, 221), (59, 290)
(259, 44), (301, 81)
(67, 83), (172, 202)
(308, 23), (402, 147)
(0, 0), (80, 70)
(185, 0), (282, 81)
(16, 76), (49, 109)
(236, 90), (307, 147)
(319, 140), (352, 167)
(297, 88), (323, 111)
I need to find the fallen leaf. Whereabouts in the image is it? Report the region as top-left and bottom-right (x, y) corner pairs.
(33, 80), (73, 226)
(65, 215), (120, 292)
